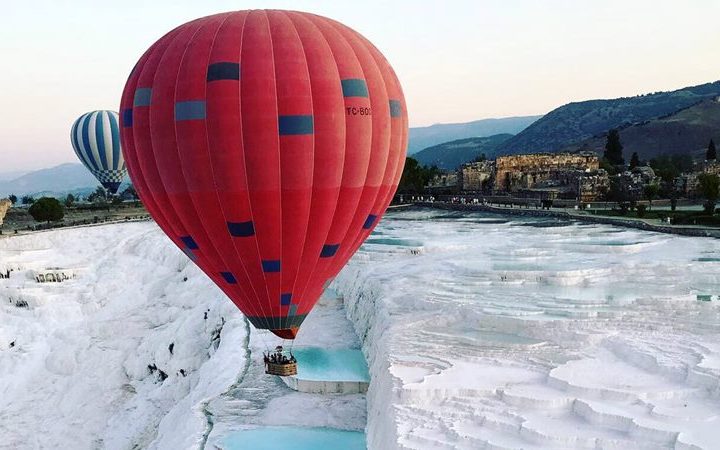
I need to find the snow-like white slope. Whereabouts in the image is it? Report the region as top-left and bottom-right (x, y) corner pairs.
(0, 222), (364, 450)
(338, 209), (720, 450)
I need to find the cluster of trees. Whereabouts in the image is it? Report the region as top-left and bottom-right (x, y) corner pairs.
(398, 157), (440, 194)
(601, 130), (720, 215)
(5, 184), (143, 224)
(648, 154), (694, 183)
(28, 197), (64, 223)
(7, 195), (37, 205)
(698, 173), (720, 214)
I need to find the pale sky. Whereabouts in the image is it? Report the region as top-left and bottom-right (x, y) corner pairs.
(1, 0), (718, 171)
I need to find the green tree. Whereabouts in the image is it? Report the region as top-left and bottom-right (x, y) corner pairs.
(643, 183), (659, 210)
(64, 194), (75, 207)
(603, 129), (624, 166)
(607, 175), (637, 214)
(636, 204), (647, 218)
(87, 186), (108, 203)
(697, 173), (720, 214)
(28, 197), (64, 223)
(21, 195), (35, 205)
(398, 157), (439, 194)
(707, 139), (717, 161)
(8, 194), (17, 205)
(649, 154), (694, 183)
(599, 158), (618, 176)
(120, 184), (138, 200)
(629, 152), (640, 170)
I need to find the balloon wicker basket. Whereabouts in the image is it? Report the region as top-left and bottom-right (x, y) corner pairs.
(264, 348), (298, 376)
(265, 361), (298, 376)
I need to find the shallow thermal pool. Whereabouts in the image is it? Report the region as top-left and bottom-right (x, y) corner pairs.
(221, 426), (366, 450)
(336, 207), (720, 449)
(293, 347), (370, 382)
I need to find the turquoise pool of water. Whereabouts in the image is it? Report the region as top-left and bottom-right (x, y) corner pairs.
(293, 347), (370, 382)
(222, 427), (366, 450)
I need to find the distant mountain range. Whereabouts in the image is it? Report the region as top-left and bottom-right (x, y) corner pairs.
(4, 80), (719, 198)
(496, 81), (720, 155)
(407, 116), (540, 155)
(574, 98), (720, 161)
(412, 134), (513, 170)
(0, 163), (127, 199)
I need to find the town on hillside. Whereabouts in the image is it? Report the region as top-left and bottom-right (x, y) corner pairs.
(408, 130), (720, 226)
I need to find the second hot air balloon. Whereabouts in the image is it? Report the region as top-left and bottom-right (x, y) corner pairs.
(119, 10), (408, 340)
(71, 110), (127, 194)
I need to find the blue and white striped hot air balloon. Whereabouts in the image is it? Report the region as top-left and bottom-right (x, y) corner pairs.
(70, 110), (127, 194)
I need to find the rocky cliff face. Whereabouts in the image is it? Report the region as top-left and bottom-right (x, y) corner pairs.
(0, 199), (10, 225)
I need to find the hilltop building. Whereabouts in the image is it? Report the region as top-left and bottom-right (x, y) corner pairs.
(494, 153), (600, 192)
(425, 151), (611, 201)
(426, 172), (459, 193)
(460, 160), (495, 191)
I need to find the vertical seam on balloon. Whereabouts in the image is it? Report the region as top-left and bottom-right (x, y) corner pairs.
(102, 111), (114, 173)
(239, 11), (273, 331)
(80, 112), (99, 172)
(72, 113), (92, 171)
(87, 112), (104, 173)
(147, 24), (206, 272)
(338, 30), (399, 284)
(326, 23), (385, 268)
(367, 51), (400, 229)
(315, 18), (371, 288)
(210, 13), (265, 326)
(331, 27), (393, 265)
(366, 43), (407, 232)
(278, 10), (315, 331)
(108, 111), (120, 171)
(202, 12), (268, 327)
(126, 32), (176, 232)
(170, 16), (260, 325)
(108, 111), (117, 171)
(289, 13), (347, 312)
(264, 10), (283, 331)
(123, 29), (186, 253)
(195, 13), (265, 322)
(99, 110), (110, 172)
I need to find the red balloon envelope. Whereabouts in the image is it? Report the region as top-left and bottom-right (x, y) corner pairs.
(119, 10), (407, 339)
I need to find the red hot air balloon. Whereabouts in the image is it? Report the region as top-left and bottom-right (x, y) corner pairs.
(120, 10), (407, 339)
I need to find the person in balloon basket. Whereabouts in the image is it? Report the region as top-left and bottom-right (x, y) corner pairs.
(264, 346), (296, 366)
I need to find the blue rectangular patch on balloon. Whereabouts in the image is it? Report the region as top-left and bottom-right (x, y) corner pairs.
(122, 108), (133, 127)
(207, 62), (240, 82)
(180, 235), (198, 250)
(175, 101), (206, 121)
(280, 293), (292, 306)
(220, 272), (237, 284)
(389, 100), (402, 118)
(320, 244), (340, 258)
(262, 260), (281, 273)
(341, 79), (369, 98)
(133, 88), (152, 107)
(278, 115), (313, 135)
(227, 221), (254, 237)
(363, 214), (378, 229)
